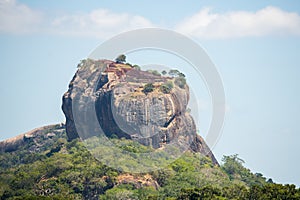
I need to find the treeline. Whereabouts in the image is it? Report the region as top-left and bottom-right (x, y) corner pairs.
(0, 132), (299, 199)
(179, 184), (300, 200)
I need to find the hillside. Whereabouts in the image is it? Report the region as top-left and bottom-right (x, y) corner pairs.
(1, 125), (299, 199)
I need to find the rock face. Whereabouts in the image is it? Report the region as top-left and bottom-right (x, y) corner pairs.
(0, 124), (65, 153)
(117, 174), (159, 190)
(62, 59), (218, 165)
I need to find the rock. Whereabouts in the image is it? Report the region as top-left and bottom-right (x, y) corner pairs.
(117, 174), (159, 190)
(62, 59), (218, 165)
(47, 133), (56, 138)
(0, 124), (65, 153)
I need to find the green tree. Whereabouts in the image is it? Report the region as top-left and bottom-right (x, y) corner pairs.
(147, 70), (161, 76)
(161, 70), (167, 75)
(178, 72), (186, 78)
(160, 81), (174, 94)
(168, 69), (180, 77)
(132, 65), (141, 70)
(179, 186), (223, 200)
(115, 54), (126, 63)
(174, 77), (186, 89)
(221, 154), (245, 180)
(143, 83), (154, 94)
(221, 154), (265, 186)
(248, 183), (300, 200)
(101, 187), (136, 200)
(222, 184), (248, 199)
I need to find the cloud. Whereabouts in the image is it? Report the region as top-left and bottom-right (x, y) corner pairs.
(1, 1), (300, 39)
(0, 0), (42, 34)
(0, 0), (154, 38)
(50, 9), (154, 38)
(175, 6), (300, 39)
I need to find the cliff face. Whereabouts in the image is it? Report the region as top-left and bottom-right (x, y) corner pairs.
(62, 59), (218, 164)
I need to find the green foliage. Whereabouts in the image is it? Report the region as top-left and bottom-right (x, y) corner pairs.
(147, 69), (161, 76)
(151, 168), (175, 187)
(168, 69), (180, 77)
(222, 184), (248, 199)
(115, 54), (126, 63)
(174, 77), (186, 89)
(1, 130), (299, 199)
(0, 135), (118, 199)
(112, 138), (151, 153)
(132, 65), (141, 70)
(142, 83), (154, 94)
(160, 81), (174, 94)
(101, 185), (158, 200)
(178, 72), (185, 78)
(177, 183), (300, 200)
(101, 187), (136, 200)
(248, 183), (300, 200)
(179, 186), (223, 200)
(125, 62), (133, 67)
(161, 70), (167, 75)
(167, 69), (186, 90)
(221, 154), (266, 186)
(222, 154), (245, 177)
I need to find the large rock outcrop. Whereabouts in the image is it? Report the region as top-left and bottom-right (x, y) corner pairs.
(62, 59), (218, 164)
(0, 124), (65, 153)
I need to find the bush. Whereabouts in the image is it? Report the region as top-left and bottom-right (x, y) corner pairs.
(179, 186), (222, 200)
(174, 77), (186, 89)
(115, 54), (126, 63)
(160, 81), (174, 94)
(142, 83), (154, 94)
(168, 69), (180, 77)
(178, 72), (185, 78)
(132, 65), (141, 70)
(147, 70), (161, 76)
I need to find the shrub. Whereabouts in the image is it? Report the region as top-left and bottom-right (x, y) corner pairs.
(147, 70), (161, 76)
(174, 77), (186, 89)
(142, 83), (154, 94)
(115, 54), (126, 63)
(160, 81), (174, 94)
(168, 69), (180, 77)
(178, 72), (185, 77)
(132, 65), (141, 70)
(125, 62), (132, 67)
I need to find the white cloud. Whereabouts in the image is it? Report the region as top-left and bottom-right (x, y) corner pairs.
(0, 0), (42, 34)
(0, 0), (154, 38)
(1, 1), (300, 39)
(50, 9), (154, 38)
(175, 6), (300, 39)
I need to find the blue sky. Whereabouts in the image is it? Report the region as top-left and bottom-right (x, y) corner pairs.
(1, 0), (300, 186)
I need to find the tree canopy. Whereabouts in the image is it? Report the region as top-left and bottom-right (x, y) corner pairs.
(1, 131), (299, 199)
(142, 83), (154, 94)
(115, 54), (126, 63)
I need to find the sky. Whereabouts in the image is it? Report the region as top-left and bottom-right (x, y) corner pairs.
(1, 0), (300, 186)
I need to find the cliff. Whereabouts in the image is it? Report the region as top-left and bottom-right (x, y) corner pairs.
(62, 59), (218, 164)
